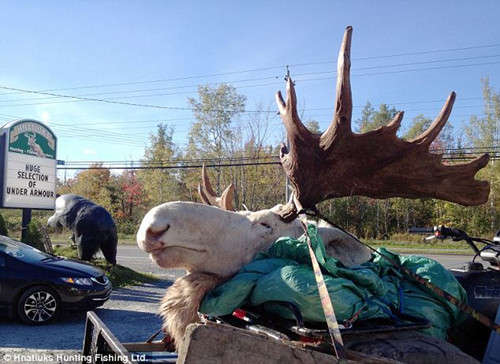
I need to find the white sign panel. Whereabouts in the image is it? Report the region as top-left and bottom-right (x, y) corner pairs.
(1, 119), (57, 209)
(3, 153), (57, 208)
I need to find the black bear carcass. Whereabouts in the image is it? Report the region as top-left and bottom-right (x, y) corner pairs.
(48, 194), (117, 265)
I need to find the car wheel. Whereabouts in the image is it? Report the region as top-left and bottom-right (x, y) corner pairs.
(17, 286), (60, 325)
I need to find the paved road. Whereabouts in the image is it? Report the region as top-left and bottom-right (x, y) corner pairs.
(0, 280), (169, 351)
(417, 253), (472, 269)
(115, 245), (186, 280)
(115, 244), (474, 274)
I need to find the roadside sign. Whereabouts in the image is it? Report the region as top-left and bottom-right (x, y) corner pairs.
(0, 119), (57, 209)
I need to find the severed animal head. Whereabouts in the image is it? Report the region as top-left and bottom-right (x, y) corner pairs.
(137, 200), (369, 278)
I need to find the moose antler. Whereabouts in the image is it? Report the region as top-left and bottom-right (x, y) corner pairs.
(197, 164), (235, 211)
(276, 26), (490, 215)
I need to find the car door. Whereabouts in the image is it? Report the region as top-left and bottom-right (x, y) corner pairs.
(0, 252), (28, 307)
(0, 252), (8, 307)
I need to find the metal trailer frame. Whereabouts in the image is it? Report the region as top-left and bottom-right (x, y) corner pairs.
(82, 311), (176, 364)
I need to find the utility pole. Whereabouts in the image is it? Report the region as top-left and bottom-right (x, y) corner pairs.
(21, 208), (32, 241)
(492, 106), (498, 232)
(64, 156), (68, 184)
(284, 65), (292, 203)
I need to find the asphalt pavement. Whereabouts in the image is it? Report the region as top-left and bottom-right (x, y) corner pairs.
(114, 245), (185, 280)
(115, 244), (473, 273)
(0, 280), (170, 351)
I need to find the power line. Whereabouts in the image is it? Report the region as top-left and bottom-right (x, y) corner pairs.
(2, 60), (498, 110)
(0, 85), (196, 111)
(0, 66), (284, 97)
(297, 61), (500, 83)
(1, 51), (499, 110)
(292, 54), (500, 79)
(0, 95), (485, 130)
(2, 42), (499, 98)
(296, 43), (500, 63)
(60, 147), (499, 167)
(2, 54), (498, 105)
(57, 154), (500, 171)
(0, 76), (281, 104)
(57, 161), (282, 170)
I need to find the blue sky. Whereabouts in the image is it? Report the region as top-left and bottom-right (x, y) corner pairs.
(0, 1), (499, 178)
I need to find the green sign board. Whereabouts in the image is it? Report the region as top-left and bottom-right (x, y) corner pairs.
(8, 120), (56, 160)
(1, 119), (57, 209)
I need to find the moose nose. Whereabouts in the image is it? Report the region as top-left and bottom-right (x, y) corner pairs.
(137, 213), (171, 252)
(142, 224), (170, 251)
(146, 224), (170, 242)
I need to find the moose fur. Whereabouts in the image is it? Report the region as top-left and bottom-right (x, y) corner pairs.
(48, 194), (118, 265)
(160, 272), (223, 347)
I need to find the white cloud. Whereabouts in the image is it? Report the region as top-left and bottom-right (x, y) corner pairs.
(83, 148), (96, 155)
(41, 111), (50, 123)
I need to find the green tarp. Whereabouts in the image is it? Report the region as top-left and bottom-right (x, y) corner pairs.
(200, 224), (467, 339)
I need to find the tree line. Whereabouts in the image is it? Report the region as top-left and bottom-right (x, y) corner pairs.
(57, 79), (500, 238)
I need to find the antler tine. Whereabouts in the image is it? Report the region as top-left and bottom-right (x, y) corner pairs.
(320, 26), (353, 149)
(198, 164), (235, 211)
(220, 184), (235, 211)
(385, 111), (405, 134)
(411, 92), (456, 147)
(197, 183), (213, 205)
(199, 164), (218, 205)
(448, 153), (490, 175)
(275, 78), (313, 143)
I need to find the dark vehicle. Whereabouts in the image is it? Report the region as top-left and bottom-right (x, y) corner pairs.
(0, 235), (112, 324)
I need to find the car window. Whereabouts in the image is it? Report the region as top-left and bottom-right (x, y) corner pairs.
(0, 236), (53, 263)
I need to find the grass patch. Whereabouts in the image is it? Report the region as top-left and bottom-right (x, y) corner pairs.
(50, 232), (137, 245)
(363, 239), (472, 254)
(52, 245), (158, 288)
(53, 245), (78, 258)
(103, 264), (159, 288)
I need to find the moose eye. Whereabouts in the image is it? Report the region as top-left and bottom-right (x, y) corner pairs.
(259, 222), (271, 229)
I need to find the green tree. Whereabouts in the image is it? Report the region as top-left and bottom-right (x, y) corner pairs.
(465, 78), (499, 148)
(187, 84), (246, 195)
(357, 102), (397, 133)
(356, 101), (375, 132)
(464, 78), (500, 232)
(404, 115), (432, 140)
(22, 220), (44, 251)
(138, 123), (186, 207)
(0, 214), (8, 236)
(188, 84), (245, 158)
(404, 114), (454, 149)
(58, 164), (120, 215)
